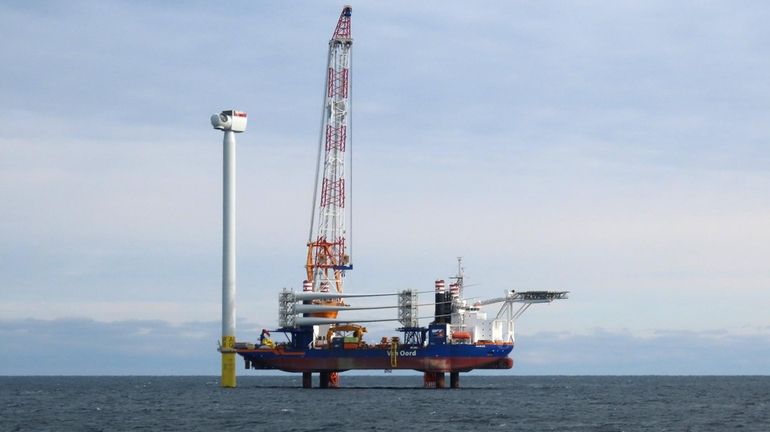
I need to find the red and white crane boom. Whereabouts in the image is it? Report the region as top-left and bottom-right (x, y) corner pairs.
(304, 6), (354, 315)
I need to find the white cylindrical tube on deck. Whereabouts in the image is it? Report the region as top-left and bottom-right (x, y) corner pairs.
(302, 280), (313, 317)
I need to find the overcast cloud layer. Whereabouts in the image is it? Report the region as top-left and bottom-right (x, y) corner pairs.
(1, 1), (769, 374)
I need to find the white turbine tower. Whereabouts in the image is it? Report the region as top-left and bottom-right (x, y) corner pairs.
(211, 109), (247, 388)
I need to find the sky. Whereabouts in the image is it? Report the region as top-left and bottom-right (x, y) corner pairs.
(1, 1), (769, 375)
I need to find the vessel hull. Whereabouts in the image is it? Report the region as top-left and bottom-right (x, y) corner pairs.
(237, 343), (513, 373)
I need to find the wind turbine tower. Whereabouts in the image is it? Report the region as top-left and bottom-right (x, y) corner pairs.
(211, 109), (248, 388)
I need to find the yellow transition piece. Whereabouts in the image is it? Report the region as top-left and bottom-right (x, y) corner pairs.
(221, 335), (236, 388)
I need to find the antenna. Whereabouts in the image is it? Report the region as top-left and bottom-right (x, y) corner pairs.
(211, 109), (247, 388)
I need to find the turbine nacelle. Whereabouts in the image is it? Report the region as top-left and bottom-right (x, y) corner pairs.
(211, 110), (248, 133)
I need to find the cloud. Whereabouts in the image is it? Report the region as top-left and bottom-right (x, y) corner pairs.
(0, 318), (236, 375)
(514, 328), (770, 375)
(1, 1), (770, 336)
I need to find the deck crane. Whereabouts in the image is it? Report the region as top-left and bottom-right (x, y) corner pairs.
(304, 6), (354, 320)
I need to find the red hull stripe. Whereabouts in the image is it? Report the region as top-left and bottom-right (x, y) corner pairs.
(243, 355), (513, 373)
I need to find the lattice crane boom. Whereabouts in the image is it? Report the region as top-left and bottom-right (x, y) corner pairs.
(305, 6), (354, 306)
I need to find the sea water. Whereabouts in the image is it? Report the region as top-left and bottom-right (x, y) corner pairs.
(1, 376), (768, 431)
